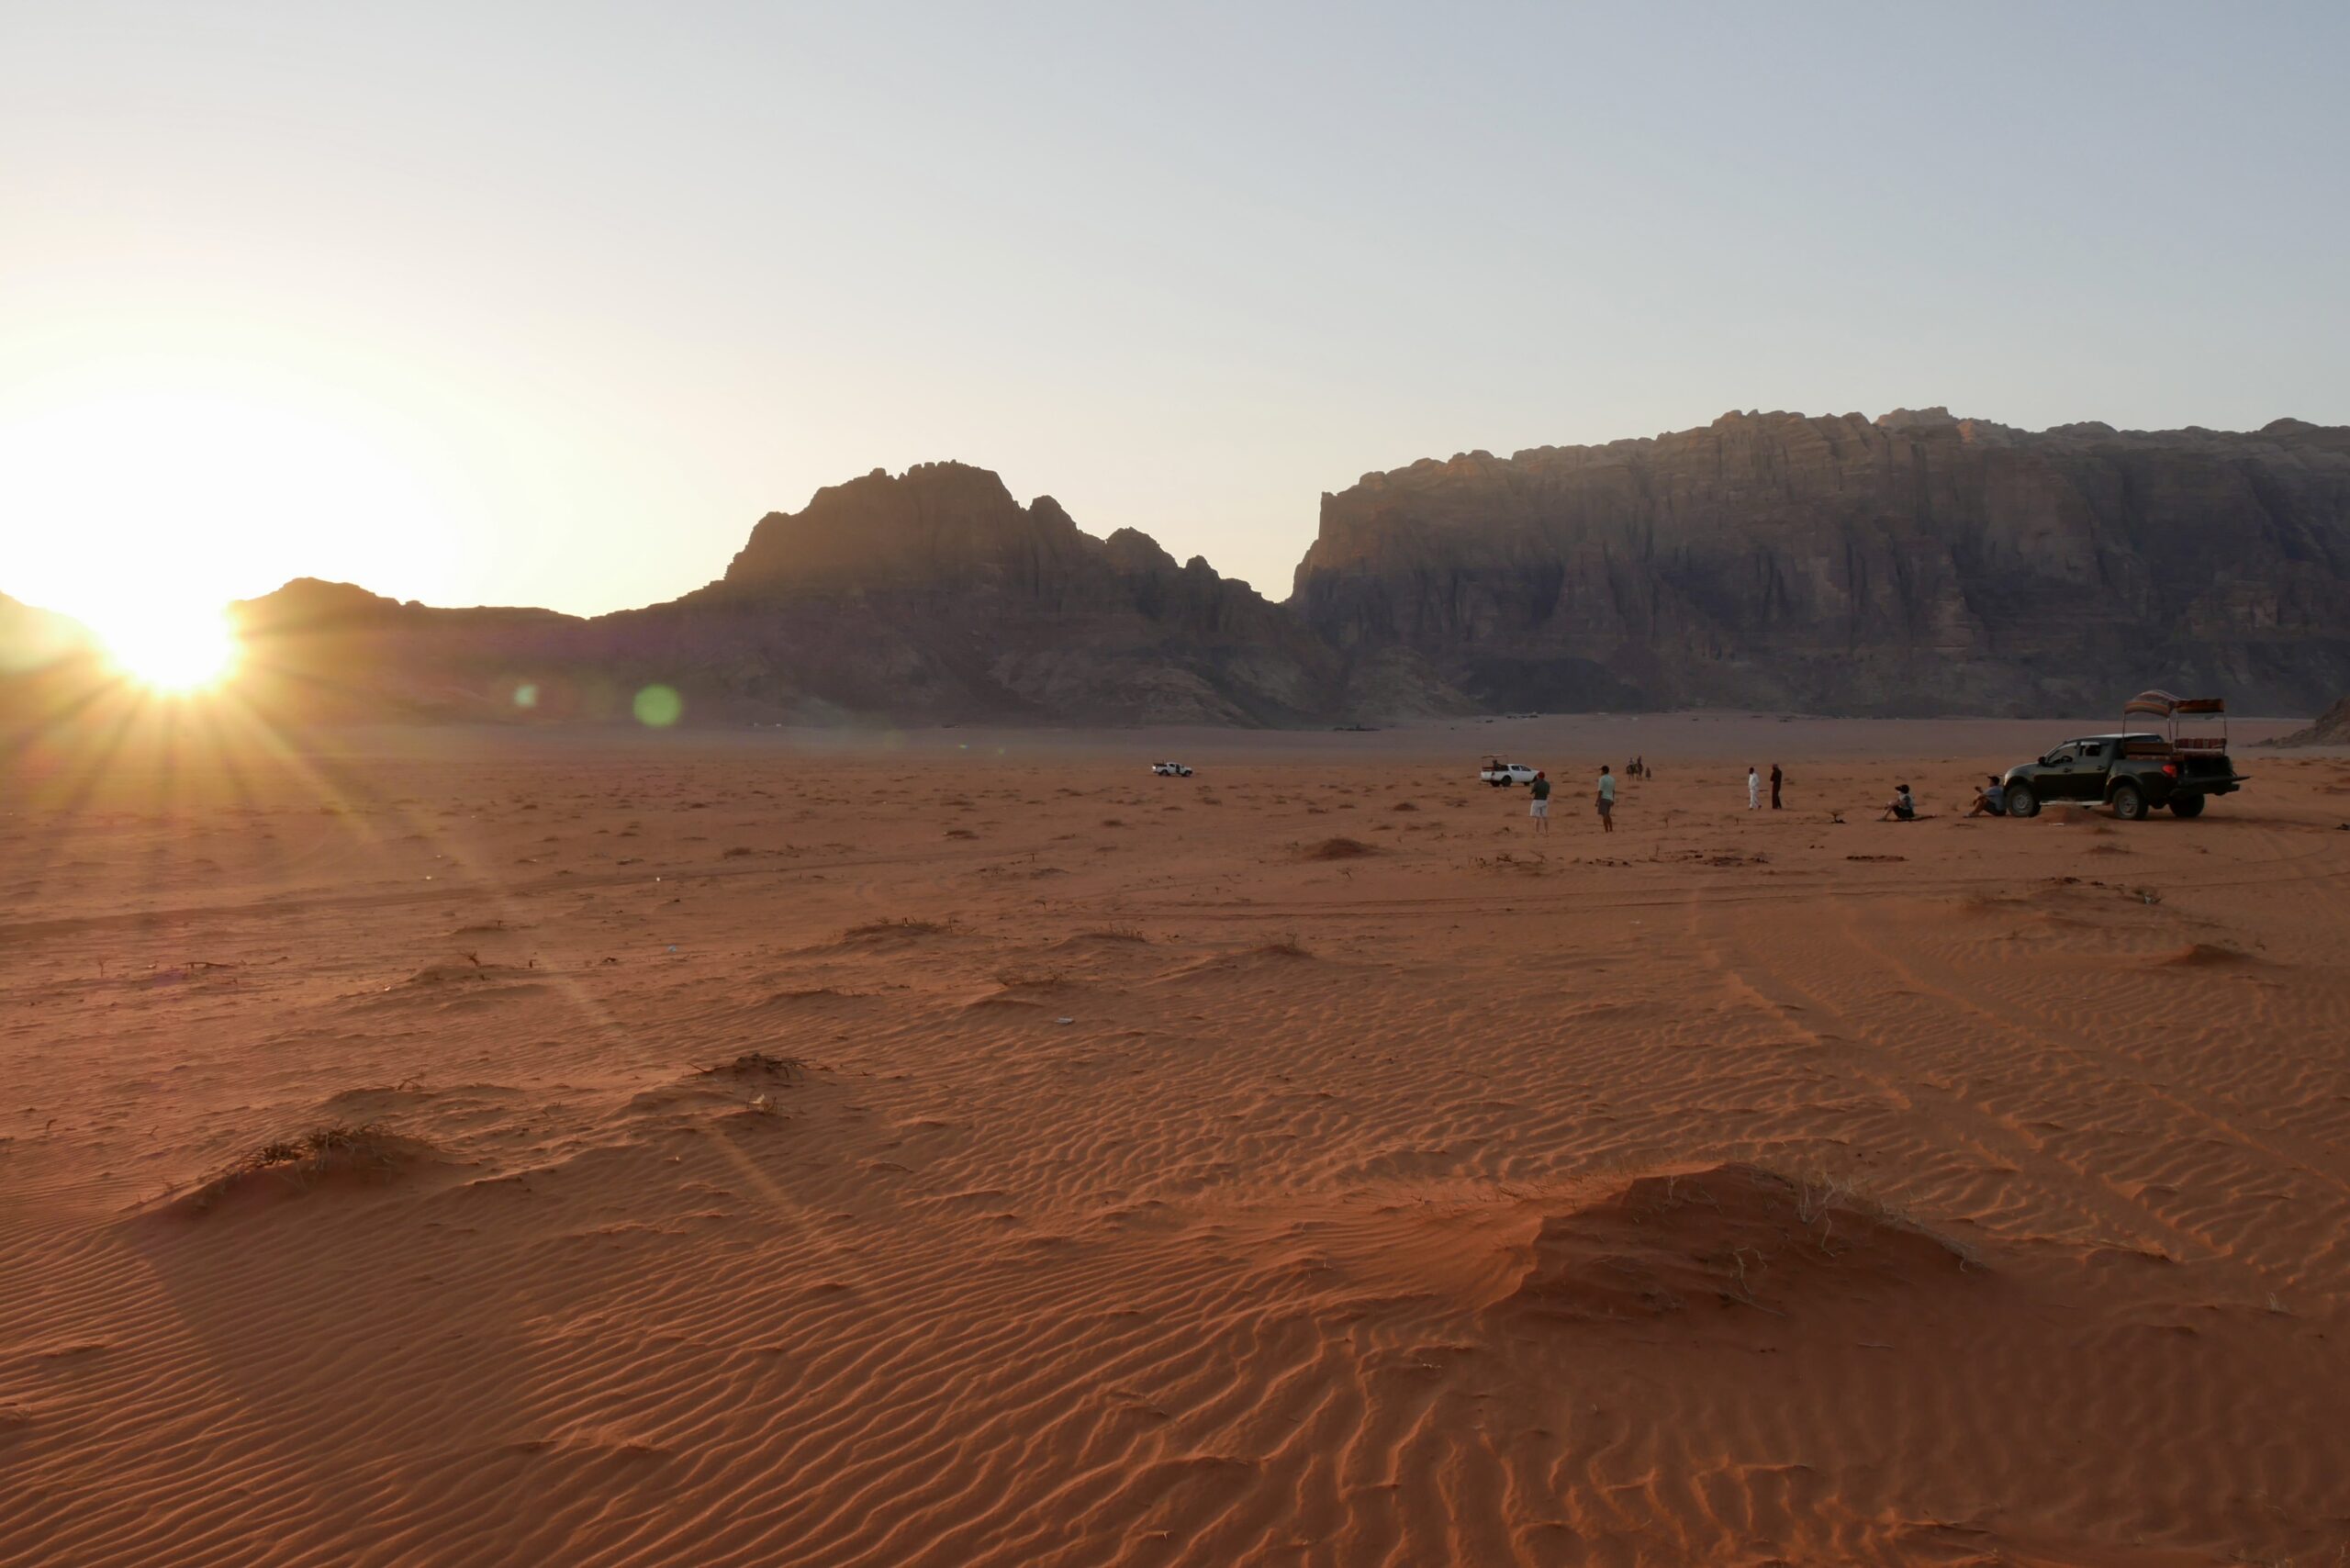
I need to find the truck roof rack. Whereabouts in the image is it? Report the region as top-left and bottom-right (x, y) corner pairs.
(2122, 690), (2225, 719)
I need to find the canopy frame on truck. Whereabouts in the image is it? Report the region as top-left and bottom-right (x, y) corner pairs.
(2120, 691), (2228, 754)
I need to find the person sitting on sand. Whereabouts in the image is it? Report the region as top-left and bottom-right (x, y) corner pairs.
(1880, 783), (1918, 822)
(1596, 764), (1617, 833)
(1968, 775), (2006, 817)
(1528, 769), (1551, 834)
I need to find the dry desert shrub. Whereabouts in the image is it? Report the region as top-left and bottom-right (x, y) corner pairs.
(841, 917), (953, 941)
(699, 1051), (806, 1081)
(992, 968), (1071, 990)
(1784, 1168), (1984, 1271)
(1253, 933), (1313, 958)
(1301, 836), (1376, 860)
(173, 1123), (423, 1215)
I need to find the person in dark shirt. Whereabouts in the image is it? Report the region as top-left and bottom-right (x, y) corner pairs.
(1770, 763), (1785, 810)
(1528, 770), (1552, 834)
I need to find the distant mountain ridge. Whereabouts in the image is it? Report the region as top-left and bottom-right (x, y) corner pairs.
(6, 409), (2348, 727)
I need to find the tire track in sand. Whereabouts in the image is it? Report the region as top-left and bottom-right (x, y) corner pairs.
(1685, 889), (2305, 1281)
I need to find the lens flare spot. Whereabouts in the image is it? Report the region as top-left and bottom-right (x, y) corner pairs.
(514, 682), (539, 709)
(633, 684), (683, 728)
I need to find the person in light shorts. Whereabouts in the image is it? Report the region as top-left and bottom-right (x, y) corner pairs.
(1528, 770), (1551, 833)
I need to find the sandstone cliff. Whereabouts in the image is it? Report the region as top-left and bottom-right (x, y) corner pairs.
(1294, 409), (2350, 717)
(222, 581), (590, 723)
(0, 591), (92, 677)
(0, 591), (100, 726)
(205, 465), (1337, 727)
(2267, 697), (2350, 747)
(657, 463), (1338, 724)
(9, 417), (2348, 729)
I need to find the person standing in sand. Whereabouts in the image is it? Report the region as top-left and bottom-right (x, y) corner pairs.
(1528, 770), (1551, 834)
(1770, 763), (1784, 810)
(1747, 766), (1760, 811)
(1596, 764), (1617, 833)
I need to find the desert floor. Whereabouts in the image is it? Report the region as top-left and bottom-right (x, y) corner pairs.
(4, 715), (2349, 1566)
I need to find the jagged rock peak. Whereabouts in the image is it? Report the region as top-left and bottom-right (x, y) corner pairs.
(1101, 527), (1178, 573)
(1873, 405), (1961, 431)
(715, 461), (1081, 592)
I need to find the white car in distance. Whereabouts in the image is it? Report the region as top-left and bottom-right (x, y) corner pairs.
(1478, 762), (1539, 788)
(1150, 761), (1194, 777)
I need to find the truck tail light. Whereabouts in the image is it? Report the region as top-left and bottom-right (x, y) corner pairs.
(2162, 762), (2178, 777)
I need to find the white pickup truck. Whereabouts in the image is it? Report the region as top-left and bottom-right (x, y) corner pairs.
(1150, 761), (1194, 777)
(1478, 761), (1539, 788)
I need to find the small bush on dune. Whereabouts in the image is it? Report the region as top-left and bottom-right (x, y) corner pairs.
(992, 969), (1070, 991)
(172, 1123), (424, 1215)
(699, 1051), (806, 1080)
(841, 918), (952, 941)
(1302, 837), (1376, 860)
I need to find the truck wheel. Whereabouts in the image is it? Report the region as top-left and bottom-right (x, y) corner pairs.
(2169, 793), (2205, 819)
(2110, 782), (2147, 821)
(2005, 782), (2039, 819)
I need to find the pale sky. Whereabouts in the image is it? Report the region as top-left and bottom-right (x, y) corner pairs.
(4, 1), (2345, 634)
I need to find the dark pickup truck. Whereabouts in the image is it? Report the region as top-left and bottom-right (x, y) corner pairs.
(2000, 692), (2245, 821)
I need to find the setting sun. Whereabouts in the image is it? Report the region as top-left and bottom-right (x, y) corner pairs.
(95, 601), (239, 692)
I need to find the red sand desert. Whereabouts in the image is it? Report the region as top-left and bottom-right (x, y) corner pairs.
(5, 714), (2350, 1566)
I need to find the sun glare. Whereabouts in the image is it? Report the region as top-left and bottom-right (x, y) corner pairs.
(0, 388), (468, 667)
(97, 603), (240, 693)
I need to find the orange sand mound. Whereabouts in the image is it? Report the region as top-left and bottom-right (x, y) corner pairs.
(1505, 1162), (1980, 1325)
(3, 714), (2347, 1565)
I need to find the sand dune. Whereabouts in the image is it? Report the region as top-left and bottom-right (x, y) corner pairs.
(3, 716), (2348, 1564)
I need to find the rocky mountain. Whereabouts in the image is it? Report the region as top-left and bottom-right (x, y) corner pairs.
(8, 414), (2349, 729)
(221, 580), (591, 723)
(1296, 409), (2350, 717)
(0, 591), (100, 725)
(0, 591), (91, 673)
(194, 464), (1336, 728)
(2267, 697), (2350, 747)
(655, 463), (1337, 724)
